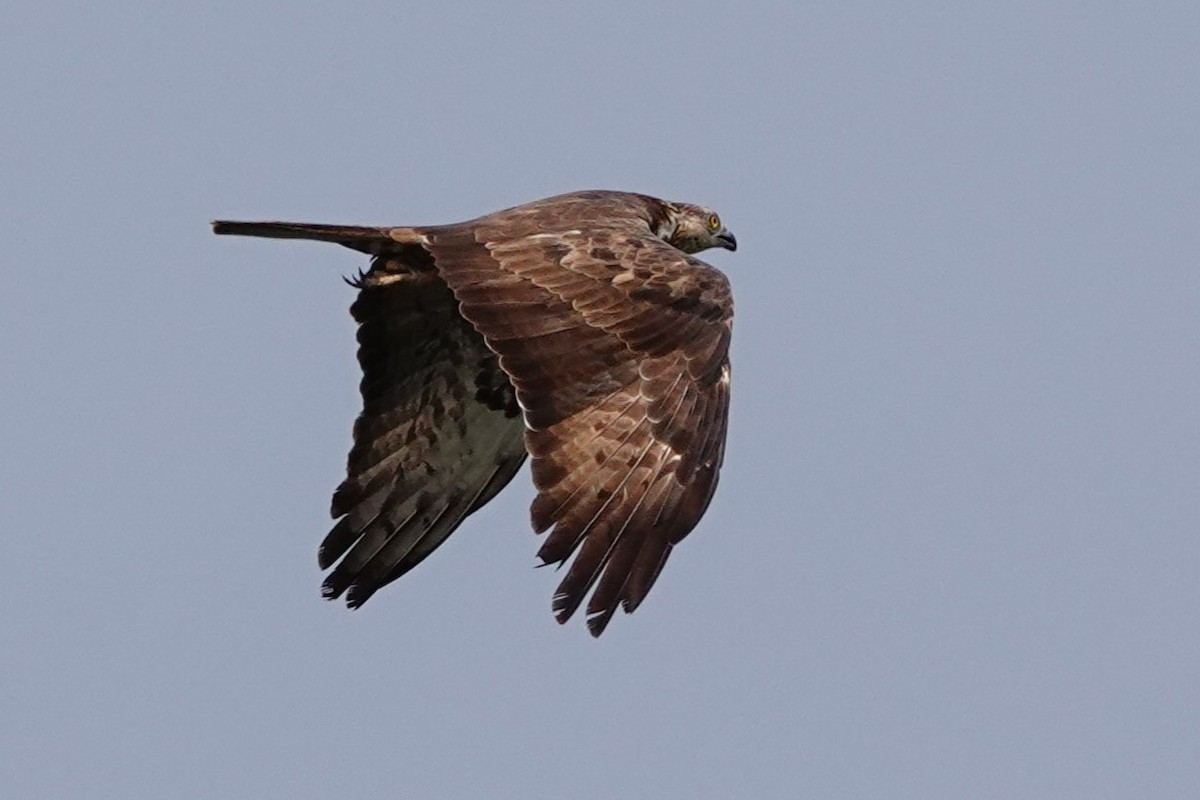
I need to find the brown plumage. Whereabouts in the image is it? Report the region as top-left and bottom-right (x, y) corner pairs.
(213, 190), (736, 636)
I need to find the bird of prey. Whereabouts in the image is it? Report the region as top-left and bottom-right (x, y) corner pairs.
(212, 190), (735, 636)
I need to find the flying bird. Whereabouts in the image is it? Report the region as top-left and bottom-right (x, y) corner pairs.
(212, 190), (735, 635)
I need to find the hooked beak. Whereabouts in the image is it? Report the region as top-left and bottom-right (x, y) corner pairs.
(715, 229), (737, 251)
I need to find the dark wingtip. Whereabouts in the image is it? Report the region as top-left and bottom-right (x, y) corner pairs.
(318, 516), (358, 570)
(552, 588), (587, 628)
(345, 578), (378, 608)
(586, 609), (616, 637)
(316, 546), (335, 571)
(553, 590), (619, 636)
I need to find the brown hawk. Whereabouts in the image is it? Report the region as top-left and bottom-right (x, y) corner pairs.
(213, 190), (736, 635)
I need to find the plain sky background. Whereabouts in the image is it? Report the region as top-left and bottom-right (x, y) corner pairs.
(3, 2), (1197, 797)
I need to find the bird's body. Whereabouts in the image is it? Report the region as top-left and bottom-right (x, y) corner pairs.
(213, 190), (736, 635)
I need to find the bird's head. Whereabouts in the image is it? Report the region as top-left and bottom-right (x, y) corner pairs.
(665, 203), (737, 254)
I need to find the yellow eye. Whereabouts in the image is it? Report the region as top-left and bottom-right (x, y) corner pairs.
(707, 214), (721, 231)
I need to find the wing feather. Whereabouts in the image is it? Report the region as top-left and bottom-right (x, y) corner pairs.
(319, 271), (527, 607)
(430, 220), (733, 635)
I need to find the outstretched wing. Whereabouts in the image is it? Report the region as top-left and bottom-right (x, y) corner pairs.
(317, 260), (528, 608)
(430, 222), (733, 636)
(214, 220), (530, 608)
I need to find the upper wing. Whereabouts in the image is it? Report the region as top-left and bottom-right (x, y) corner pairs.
(318, 262), (528, 607)
(429, 222), (733, 635)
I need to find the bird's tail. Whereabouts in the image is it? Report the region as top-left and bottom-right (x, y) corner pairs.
(211, 221), (422, 255)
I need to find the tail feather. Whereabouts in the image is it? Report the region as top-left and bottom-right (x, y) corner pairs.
(211, 221), (417, 255)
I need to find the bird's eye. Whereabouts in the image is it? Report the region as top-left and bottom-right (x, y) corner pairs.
(707, 214), (721, 231)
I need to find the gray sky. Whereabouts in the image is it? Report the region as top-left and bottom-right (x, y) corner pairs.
(3, 2), (1198, 797)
